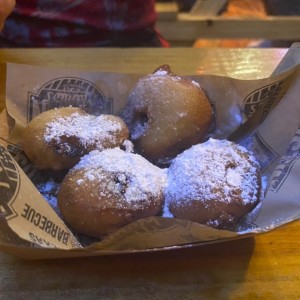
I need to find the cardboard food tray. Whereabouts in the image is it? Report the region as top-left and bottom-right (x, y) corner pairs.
(1, 45), (300, 260)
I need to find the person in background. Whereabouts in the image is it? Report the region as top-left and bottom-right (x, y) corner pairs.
(0, 0), (15, 31)
(0, 0), (169, 47)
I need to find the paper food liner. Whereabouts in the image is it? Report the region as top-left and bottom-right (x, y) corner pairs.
(1, 55), (300, 259)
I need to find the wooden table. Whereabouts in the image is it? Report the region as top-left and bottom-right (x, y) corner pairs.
(1, 47), (300, 299)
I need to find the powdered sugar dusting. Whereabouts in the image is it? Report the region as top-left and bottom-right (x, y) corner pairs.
(153, 70), (168, 76)
(166, 138), (260, 206)
(44, 113), (124, 150)
(121, 139), (135, 153)
(122, 73), (204, 142)
(191, 80), (200, 88)
(226, 167), (242, 187)
(73, 148), (167, 209)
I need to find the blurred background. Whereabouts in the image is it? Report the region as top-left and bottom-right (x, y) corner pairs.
(156, 0), (300, 48)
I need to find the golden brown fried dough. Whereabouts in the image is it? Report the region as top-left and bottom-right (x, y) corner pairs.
(122, 65), (213, 166)
(165, 138), (261, 229)
(22, 107), (129, 170)
(57, 148), (167, 237)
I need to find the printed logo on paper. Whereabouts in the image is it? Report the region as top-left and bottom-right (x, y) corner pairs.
(0, 145), (20, 220)
(268, 128), (300, 192)
(28, 77), (113, 121)
(242, 79), (286, 120)
(7, 144), (39, 182)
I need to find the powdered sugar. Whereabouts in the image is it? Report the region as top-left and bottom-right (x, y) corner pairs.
(226, 167), (242, 187)
(166, 138), (260, 206)
(153, 70), (168, 76)
(122, 72), (206, 144)
(72, 148), (167, 208)
(44, 112), (124, 150)
(121, 139), (135, 153)
(191, 80), (200, 88)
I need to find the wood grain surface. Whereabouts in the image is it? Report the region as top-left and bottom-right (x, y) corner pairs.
(1, 47), (300, 300)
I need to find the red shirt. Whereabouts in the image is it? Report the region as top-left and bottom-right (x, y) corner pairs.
(0, 0), (168, 47)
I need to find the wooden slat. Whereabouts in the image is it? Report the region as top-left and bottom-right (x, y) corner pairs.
(157, 16), (300, 45)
